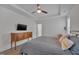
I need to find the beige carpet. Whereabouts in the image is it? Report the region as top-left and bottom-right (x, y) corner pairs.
(0, 46), (21, 55)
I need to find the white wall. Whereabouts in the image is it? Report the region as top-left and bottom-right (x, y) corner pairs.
(70, 5), (79, 31)
(0, 6), (36, 52)
(36, 16), (66, 37)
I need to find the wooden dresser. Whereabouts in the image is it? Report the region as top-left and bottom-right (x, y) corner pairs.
(11, 32), (32, 50)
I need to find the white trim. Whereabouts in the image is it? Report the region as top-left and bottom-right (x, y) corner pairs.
(10, 4), (36, 18)
(67, 16), (70, 35)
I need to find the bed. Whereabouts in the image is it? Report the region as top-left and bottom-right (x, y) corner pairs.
(19, 36), (72, 55)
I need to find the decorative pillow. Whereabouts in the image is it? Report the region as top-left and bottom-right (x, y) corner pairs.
(59, 35), (74, 50)
(57, 34), (62, 40)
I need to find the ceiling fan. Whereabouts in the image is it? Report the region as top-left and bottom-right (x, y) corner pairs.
(32, 4), (48, 14)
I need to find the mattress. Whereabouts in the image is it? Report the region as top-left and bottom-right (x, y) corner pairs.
(20, 36), (72, 55)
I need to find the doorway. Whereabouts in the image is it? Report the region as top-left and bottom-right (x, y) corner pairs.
(37, 24), (42, 37)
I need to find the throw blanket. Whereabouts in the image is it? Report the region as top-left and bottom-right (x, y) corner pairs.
(59, 35), (74, 50)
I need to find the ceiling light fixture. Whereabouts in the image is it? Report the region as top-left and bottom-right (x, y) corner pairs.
(32, 4), (48, 14)
(37, 9), (41, 13)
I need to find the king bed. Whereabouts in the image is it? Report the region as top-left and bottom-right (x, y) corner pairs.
(19, 36), (74, 55)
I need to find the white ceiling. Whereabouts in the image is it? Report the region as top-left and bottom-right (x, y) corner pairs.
(17, 4), (74, 18)
(17, 4), (59, 17)
(0, 4), (75, 20)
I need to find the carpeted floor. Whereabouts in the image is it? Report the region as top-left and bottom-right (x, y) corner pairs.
(0, 46), (21, 55)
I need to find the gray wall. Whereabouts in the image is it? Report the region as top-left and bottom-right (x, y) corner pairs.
(70, 5), (79, 31)
(0, 6), (36, 52)
(36, 16), (66, 37)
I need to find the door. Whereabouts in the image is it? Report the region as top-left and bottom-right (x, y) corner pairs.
(37, 24), (42, 37)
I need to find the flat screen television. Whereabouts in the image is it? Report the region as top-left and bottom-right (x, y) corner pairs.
(17, 24), (27, 30)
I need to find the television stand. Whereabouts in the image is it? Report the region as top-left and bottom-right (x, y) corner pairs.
(11, 32), (32, 50)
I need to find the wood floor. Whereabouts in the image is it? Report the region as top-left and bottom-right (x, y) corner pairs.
(0, 46), (21, 55)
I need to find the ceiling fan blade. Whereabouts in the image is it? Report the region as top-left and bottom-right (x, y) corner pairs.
(32, 11), (36, 13)
(32, 4), (48, 14)
(41, 10), (48, 14)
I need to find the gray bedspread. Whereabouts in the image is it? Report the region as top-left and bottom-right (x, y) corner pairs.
(20, 36), (72, 55)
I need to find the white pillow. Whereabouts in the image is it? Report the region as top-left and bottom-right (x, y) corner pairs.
(59, 35), (74, 50)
